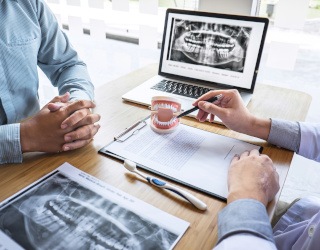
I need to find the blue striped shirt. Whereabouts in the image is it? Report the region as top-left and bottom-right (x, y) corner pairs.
(0, 0), (94, 164)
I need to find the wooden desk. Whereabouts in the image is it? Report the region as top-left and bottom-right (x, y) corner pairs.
(0, 64), (311, 249)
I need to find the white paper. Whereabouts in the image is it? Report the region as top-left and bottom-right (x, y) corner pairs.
(104, 119), (261, 199)
(0, 163), (189, 249)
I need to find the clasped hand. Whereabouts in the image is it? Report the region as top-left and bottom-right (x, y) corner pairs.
(20, 92), (101, 153)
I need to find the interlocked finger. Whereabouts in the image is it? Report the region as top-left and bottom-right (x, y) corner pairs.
(71, 113), (101, 129)
(64, 124), (100, 143)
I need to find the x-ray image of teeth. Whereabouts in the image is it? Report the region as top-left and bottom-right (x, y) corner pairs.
(0, 173), (178, 250)
(170, 19), (252, 72)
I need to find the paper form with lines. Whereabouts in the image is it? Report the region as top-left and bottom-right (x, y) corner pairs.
(99, 118), (261, 200)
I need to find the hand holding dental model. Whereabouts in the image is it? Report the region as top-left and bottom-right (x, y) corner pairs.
(123, 159), (207, 210)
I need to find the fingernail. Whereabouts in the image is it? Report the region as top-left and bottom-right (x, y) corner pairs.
(64, 146), (70, 151)
(61, 124), (68, 129)
(65, 136), (71, 142)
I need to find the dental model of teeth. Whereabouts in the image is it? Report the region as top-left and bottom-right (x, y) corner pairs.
(150, 96), (182, 134)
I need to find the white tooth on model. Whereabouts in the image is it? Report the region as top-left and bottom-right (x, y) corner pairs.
(154, 116), (177, 126)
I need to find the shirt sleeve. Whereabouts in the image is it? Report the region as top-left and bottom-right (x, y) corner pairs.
(214, 234), (277, 250)
(0, 124), (23, 164)
(267, 118), (300, 152)
(268, 119), (320, 162)
(298, 122), (320, 162)
(35, 0), (94, 101)
(215, 199), (276, 249)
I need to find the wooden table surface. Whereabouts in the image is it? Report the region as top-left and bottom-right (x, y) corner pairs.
(0, 64), (312, 249)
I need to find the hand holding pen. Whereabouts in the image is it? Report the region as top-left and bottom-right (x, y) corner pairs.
(177, 94), (223, 119)
(193, 90), (261, 138)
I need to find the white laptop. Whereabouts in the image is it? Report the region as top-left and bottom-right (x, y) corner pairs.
(122, 8), (269, 118)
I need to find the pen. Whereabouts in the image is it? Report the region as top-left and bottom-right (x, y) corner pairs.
(176, 94), (223, 118)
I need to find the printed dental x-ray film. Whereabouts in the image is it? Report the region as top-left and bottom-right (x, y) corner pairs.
(0, 163), (188, 250)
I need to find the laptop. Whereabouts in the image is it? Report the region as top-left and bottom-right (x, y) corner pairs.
(122, 8), (269, 119)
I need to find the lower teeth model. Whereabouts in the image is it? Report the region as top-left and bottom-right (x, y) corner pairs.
(150, 96), (181, 133)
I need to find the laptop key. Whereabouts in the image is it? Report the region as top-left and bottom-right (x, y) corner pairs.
(151, 80), (214, 99)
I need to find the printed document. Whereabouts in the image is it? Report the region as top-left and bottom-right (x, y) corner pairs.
(101, 118), (261, 199)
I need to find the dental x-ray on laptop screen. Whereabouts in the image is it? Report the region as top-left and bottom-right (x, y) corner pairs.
(122, 8), (268, 120)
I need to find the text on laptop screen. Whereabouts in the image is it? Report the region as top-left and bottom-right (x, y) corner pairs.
(160, 11), (268, 91)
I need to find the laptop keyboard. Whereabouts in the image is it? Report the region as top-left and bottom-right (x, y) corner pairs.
(151, 80), (213, 99)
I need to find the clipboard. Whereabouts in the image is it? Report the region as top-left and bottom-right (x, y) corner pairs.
(99, 116), (262, 201)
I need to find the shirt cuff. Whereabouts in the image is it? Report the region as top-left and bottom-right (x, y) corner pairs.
(68, 89), (92, 101)
(0, 123), (23, 164)
(268, 118), (300, 152)
(217, 199), (274, 244)
(299, 122), (320, 161)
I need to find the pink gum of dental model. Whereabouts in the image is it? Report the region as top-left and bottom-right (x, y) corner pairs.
(150, 96), (181, 133)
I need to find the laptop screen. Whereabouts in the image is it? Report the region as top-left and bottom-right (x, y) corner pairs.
(159, 9), (268, 93)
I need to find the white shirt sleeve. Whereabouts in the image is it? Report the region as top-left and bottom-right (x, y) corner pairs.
(214, 234), (277, 250)
(215, 199), (276, 249)
(268, 119), (320, 162)
(299, 122), (320, 162)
